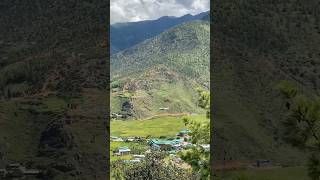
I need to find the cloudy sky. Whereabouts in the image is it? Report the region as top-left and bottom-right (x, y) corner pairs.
(111, 0), (210, 24)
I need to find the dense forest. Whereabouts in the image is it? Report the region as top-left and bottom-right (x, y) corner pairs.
(0, 1), (108, 179)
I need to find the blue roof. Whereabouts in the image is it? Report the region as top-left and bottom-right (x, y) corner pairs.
(117, 146), (131, 152)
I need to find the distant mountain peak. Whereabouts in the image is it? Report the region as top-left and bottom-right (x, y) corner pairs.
(110, 11), (209, 54)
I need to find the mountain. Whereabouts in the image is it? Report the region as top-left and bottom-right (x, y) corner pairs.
(110, 20), (210, 119)
(110, 11), (209, 54)
(212, 0), (320, 166)
(0, 1), (108, 179)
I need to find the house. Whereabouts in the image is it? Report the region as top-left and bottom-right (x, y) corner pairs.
(200, 144), (210, 152)
(24, 169), (40, 175)
(123, 159), (141, 164)
(181, 142), (194, 149)
(113, 147), (131, 156)
(111, 136), (124, 142)
(256, 160), (272, 167)
(149, 139), (183, 151)
(132, 155), (145, 159)
(185, 142), (195, 149)
(125, 137), (138, 142)
(177, 129), (191, 138)
(168, 150), (177, 154)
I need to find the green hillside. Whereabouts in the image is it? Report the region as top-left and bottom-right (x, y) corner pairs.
(212, 0), (320, 167)
(110, 21), (210, 119)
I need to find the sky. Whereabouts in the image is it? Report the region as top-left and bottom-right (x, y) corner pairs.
(111, 0), (210, 24)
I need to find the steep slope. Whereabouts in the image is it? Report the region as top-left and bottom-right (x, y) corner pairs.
(110, 11), (209, 53)
(111, 21), (210, 119)
(212, 0), (320, 166)
(0, 1), (108, 179)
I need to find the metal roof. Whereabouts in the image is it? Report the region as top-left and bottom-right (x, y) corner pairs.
(149, 138), (183, 145)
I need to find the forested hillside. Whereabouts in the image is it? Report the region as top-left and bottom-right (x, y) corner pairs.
(111, 21), (210, 119)
(0, 1), (108, 179)
(212, 0), (320, 165)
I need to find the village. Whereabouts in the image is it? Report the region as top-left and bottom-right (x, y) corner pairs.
(111, 128), (210, 167)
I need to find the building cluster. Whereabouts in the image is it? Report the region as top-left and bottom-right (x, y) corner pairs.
(111, 129), (210, 165)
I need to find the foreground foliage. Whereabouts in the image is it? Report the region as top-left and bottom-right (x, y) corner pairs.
(180, 89), (210, 179)
(111, 152), (194, 180)
(279, 81), (320, 180)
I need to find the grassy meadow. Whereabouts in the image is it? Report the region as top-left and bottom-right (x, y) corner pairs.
(111, 114), (208, 138)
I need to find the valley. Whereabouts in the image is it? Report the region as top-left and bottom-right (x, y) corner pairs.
(110, 14), (210, 179)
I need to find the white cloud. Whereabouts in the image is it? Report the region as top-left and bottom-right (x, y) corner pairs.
(110, 0), (210, 24)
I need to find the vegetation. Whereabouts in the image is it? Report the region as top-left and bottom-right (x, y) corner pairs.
(179, 90), (210, 179)
(279, 81), (320, 180)
(111, 152), (195, 180)
(111, 21), (209, 119)
(211, 0), (320, 164)
(0, 1), (108, 179)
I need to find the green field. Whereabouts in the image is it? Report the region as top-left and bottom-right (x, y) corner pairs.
(215, 166), (309, 180)
(111, 114), (208, 138)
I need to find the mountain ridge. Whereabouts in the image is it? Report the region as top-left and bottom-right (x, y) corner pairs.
(110, 11), (209, 53)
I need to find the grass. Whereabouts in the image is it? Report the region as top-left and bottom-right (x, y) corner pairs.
(214, 166), (309, 180)
(111, 114), (208, 138)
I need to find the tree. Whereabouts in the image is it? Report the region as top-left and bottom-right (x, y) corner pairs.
(180, 118), (210, 179)
(179, 88), (210, 179)
(196, 87), (210, 118)
(279, 81), (320, 180)
(112, 152), (194, 180)
(111, 161), (125, 180)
